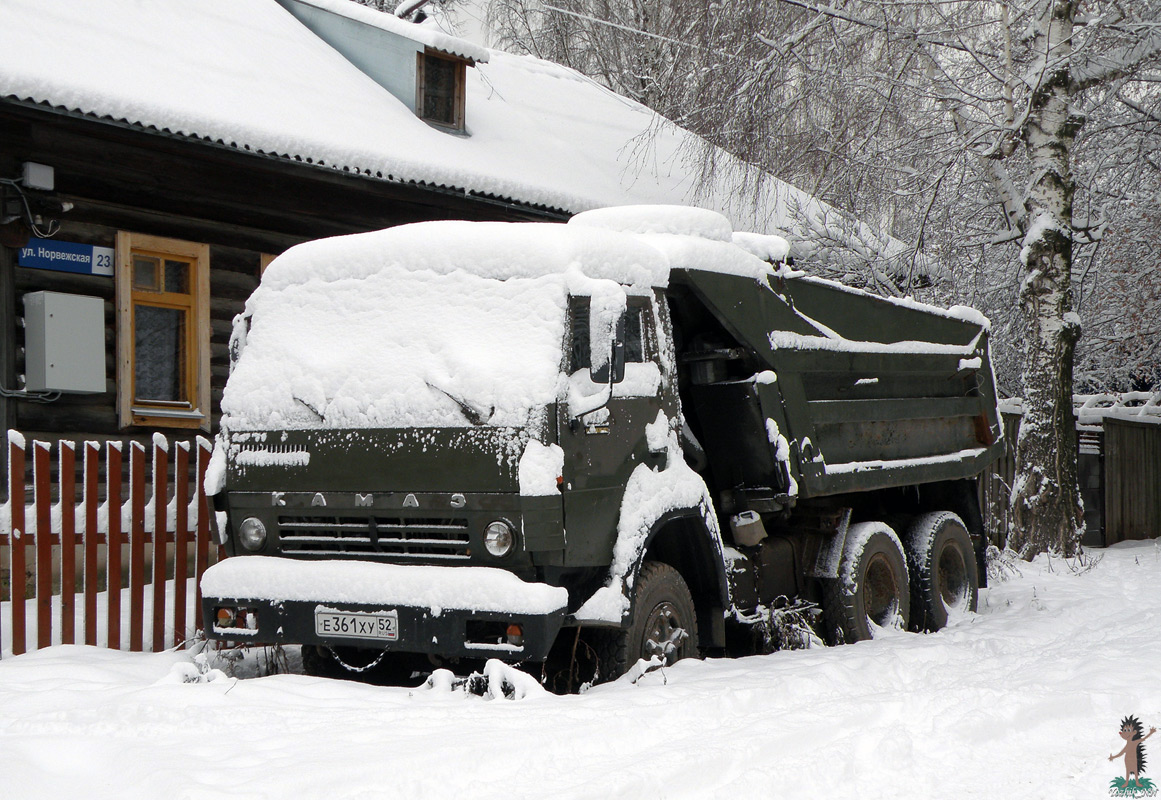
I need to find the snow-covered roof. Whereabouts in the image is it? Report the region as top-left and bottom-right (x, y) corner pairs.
(0, 0), (839, 240)
(287, 0), (490, 63)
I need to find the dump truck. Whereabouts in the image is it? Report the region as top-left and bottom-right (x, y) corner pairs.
(201, 206), (1003, 684)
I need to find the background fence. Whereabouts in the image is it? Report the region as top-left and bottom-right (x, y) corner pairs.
(1103, 416), (1161, 543)
(0, 432), (222, 656)
(981, 403), (1161, 548)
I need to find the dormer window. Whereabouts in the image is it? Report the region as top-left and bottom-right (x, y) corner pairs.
(417, 49), (467, 132)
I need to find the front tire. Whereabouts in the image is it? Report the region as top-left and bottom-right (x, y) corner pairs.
(824, 522), (910, 643)
(903, 512), (978, 631)
(596, 561), (699, 681)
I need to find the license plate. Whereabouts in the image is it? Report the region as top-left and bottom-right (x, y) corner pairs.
(315, 609), (399, 641)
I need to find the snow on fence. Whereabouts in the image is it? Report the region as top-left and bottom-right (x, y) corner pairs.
(1073, 391), (1161, 428)
(1000, 391), (1161, 429)
(0, 431), (222, 656)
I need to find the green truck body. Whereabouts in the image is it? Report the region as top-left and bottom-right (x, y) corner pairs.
(201, 207), (1003, 680)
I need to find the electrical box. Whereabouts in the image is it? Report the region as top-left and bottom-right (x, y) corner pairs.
(21, 161), (54, 191)
(23, 291), (106, 393)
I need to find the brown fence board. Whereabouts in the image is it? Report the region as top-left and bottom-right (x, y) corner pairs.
(83, 442), (99, 647)
(152, 442), (168, 652)
(129, 443), (146, 653)
(60, 442), (76, 646)
(174, 443), (190, 648)
(195, 442), (211, 633)
(106, 443), (122, 651)
(9, 436), (26, 655)
(34, 443), (51, 650)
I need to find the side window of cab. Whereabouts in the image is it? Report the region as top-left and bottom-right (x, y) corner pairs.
(569, 298), (650, 371)
(623, 304), (646, 363)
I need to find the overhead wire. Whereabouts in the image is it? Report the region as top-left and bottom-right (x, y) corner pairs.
(0, 176), (65, 402)
(0, 177), (62, 238)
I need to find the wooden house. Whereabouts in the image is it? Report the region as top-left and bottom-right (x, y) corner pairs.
(1, 0), (543, 452)
(0, 0), (864, 456)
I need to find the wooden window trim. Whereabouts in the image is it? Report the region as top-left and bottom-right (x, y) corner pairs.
(415, 48), (468, 132)
(115, 232), (211, 431)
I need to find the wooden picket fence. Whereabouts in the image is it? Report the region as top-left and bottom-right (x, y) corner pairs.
(0, 432), (222, 656)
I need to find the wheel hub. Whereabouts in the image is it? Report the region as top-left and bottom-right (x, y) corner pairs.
(642, 601), (689, 664)
(863, 552), (900, 627)
(938, 543), (970, 609)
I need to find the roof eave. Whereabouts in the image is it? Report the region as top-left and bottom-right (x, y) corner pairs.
(0, 95), (569, 221)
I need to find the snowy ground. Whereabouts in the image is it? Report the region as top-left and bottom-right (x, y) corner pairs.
(2, 540), (1159, 800)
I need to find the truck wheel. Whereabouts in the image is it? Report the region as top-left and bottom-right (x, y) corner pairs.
(823, 522), (909, 644)
(596, 561), (699, 682)
(903, 512), (978, 632)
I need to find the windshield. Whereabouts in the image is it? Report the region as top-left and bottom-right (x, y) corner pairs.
(221, 268), (570, 430)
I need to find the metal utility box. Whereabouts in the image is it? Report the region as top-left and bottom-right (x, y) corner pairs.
(23, 291), (106, 393)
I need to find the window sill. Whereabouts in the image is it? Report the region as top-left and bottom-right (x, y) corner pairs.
(419, 118), (468, 136)
(131, 405), (206, 430)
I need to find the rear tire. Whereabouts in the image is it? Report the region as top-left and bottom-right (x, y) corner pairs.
(903, 512), (978, 631)
(595, 561), (699, 682)
(823, 522), (909, 644)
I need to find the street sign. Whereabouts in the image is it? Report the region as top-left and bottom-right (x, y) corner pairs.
(17, 239), (114, 276)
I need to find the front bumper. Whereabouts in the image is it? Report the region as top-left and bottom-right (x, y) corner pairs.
(200, 556), (569, 662)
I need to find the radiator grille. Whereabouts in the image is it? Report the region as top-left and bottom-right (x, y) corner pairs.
(277, 515), (471, 561)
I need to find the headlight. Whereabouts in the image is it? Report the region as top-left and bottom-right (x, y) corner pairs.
(483, 520), (515, 558)
(238, 517), (267, 551)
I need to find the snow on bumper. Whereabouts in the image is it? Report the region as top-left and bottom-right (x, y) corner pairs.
(201, 557), (569, 661)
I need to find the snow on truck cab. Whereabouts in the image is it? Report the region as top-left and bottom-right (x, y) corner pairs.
(201, 205), (1004, 685)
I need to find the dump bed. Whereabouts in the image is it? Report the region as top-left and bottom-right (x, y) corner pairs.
(673, 267), (1003, 500)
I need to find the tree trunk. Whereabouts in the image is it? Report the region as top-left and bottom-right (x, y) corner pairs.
(1010, 0), (1085, 557)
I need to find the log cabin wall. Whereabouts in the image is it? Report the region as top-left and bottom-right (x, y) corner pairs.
(9, 218), (266, 438)
(0, 101), (561, 477)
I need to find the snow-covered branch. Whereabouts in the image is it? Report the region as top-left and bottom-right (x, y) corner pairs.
(1073, 27), (1161, 91)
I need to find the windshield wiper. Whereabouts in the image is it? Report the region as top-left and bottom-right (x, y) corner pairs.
(293, 395), (326, 423)
(425, 381), (494, 426)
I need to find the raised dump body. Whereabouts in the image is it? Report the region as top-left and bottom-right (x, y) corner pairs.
(201, 206), (1003, 685)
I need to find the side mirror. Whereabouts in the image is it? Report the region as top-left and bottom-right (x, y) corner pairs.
(590, 315), (626, 385)
(227, 312), (250, 375)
